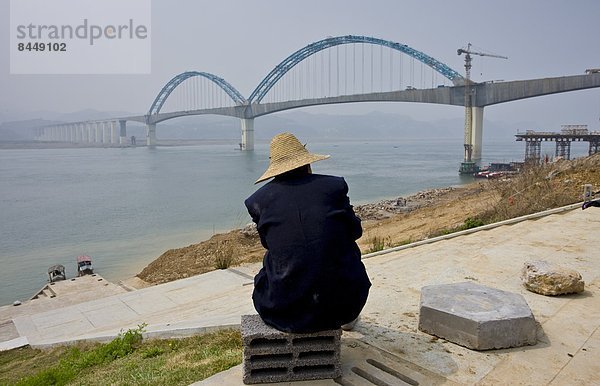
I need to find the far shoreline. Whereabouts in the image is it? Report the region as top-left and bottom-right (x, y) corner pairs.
(0, 139), (241, 149)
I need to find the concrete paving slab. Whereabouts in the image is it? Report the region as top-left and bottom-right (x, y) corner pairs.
(478, 279), (600, 385)
(9, 268), (255, 346)
(0, 274), (127, 328)
(0, 336), (29, 352)
(350, 208), (600, 385)
(118, 292), (179, 315)
(549, 324), (600, 386)
(0, 320), (19, 343)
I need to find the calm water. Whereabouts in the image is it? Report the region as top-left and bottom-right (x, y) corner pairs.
(0, 137), (590, 305)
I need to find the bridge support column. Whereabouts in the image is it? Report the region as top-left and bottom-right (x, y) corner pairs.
(241, 118), (254, 151)
(525, 139), (542, 163)
(102, 122), (110, 144)
(95, 123), (101, 143)
(555, 139), (571, 160)
(110, 121), (117, 144)
(76, 124), (82, 143)
(119, 120), (127, 146)
(590, 139), (599, 156)
(146, 123), (156, 147)
(471, 107), (484, 162)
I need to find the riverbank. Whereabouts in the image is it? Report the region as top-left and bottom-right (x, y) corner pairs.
(133, 181), (495, 285)
(132, 153), (600, 287)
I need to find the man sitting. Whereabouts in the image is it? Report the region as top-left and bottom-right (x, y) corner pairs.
(245, 133), (371, 333)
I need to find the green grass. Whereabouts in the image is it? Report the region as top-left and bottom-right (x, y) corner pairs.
(366, 235), (390, 253)
(390, 238), (413, 248)
(0, 327), (242, 386)
(429, 217), (486, 238)
(213, 241), (237, 270)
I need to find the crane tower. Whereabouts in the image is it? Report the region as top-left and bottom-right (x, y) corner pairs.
(457, 43), (507, 174)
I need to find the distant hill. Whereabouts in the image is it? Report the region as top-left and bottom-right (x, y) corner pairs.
(0, 119), (61, 140)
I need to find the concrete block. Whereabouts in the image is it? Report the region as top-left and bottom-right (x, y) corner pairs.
(418, 282), (537, 350)
(241, 314), (341, 384)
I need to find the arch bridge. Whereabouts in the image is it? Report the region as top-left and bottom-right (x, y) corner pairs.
(43, 35), (600, 164)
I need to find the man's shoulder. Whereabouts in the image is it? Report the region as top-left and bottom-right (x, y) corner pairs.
(248, 174), (344, 197)
(309, 174), (346, 187)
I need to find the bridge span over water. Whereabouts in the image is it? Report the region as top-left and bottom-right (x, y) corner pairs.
(39, 35), (600, 163)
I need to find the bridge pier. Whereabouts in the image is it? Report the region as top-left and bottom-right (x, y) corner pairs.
(590, 139), (599, 156)
(555, 139), (571, 160)
(119, 120), (127, 146)
(102, 122), (110, 144)
(86, 123), (93, 143)
(110, 121), (117, 144)
(471, 106), (484, 161)
(525, 139), (542, 163)
(76, 124), (83, 143)
(95, 123), (101, 143)
(241, 118), (254, 151)
(146, 123), (156, 147)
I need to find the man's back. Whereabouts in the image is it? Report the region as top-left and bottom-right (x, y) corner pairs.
(245, 173), (371, 333)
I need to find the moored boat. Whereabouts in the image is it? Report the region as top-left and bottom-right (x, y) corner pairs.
(76, 255), (94, 276)
(47, 264), (66, 282)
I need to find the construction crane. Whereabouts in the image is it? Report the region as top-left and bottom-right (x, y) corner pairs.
(457, 43), (508, 174)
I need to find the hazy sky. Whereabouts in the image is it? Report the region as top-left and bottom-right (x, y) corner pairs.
(2, 0), (600, 128)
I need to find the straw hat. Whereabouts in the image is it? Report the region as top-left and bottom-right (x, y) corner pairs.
(256, 133), (330, 183)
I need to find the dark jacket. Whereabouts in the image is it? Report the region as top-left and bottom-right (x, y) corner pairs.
(244, 172), (371, 333)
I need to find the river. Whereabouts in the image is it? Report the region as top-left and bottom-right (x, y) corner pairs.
(0, 136), (590, 305)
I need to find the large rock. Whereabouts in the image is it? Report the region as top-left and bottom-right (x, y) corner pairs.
(521, 260), (584, 295)
(240, 223), (258, 237)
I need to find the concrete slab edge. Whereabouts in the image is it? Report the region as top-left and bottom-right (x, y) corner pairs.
(28, 323), (240, 349)
(0, 336), (29, 351)
(362, 201), (583, 259)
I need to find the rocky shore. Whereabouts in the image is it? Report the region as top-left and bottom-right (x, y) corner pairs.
(354, 187), (457, 220)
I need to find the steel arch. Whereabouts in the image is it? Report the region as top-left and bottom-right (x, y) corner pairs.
(249, 35), (464, 103)
(148, 71), (246, 116)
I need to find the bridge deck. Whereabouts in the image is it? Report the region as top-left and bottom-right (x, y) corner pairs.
(515, 132), (600, 141)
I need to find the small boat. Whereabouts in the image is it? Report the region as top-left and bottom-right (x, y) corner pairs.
(76, 255), (94, 276)
(48, 264), (66, 282)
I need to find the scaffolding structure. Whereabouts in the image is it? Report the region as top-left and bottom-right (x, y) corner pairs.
(555, 139), (571, 159)
(524, 139), (542, 162)
(516, 126), (600, 163)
